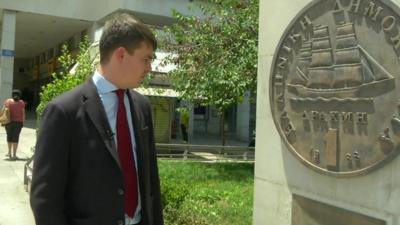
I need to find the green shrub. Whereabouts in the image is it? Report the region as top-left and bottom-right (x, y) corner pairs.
(159, 160), (254, 225)
(161, 178), (190, 208)
(36, 36), (95, 120)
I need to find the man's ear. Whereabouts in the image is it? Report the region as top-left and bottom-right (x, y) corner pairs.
(113, 47), (126, 62)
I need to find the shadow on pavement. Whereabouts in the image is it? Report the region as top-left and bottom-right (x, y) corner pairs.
(3, 157), (30, 161)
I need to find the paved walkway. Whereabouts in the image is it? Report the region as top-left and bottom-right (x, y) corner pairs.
(0, 116), (36, 225)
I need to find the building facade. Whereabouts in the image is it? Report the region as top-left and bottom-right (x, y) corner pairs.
(0, 0), (254, 144)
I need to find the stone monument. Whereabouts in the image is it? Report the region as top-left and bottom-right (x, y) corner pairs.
(254, 0), (400, 224)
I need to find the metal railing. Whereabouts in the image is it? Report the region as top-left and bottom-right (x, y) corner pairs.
(24, 156), (34, 192)
(155, 143), (255, 161)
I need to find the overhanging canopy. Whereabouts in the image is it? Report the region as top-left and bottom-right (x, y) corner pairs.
(135, 87), (180, 98)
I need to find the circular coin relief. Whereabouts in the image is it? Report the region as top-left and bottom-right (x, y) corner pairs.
(270, 0), (400, 176)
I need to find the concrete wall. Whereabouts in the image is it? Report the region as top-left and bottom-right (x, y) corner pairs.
(123, 0), (203, 18)
(0, 0), (120, 21)
(0, 0), (197, 22)
(13, 58), (31, 89)
(253, 0), (400, 224)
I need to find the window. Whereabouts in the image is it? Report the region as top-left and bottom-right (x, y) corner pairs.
(34, 56), (40, 65)
(47, 48), (54, 60)
(40, 53), (45, 64)
(56, 43), (63, 56)
(194, 105), (208, 120)
(67, 36), (75, 51)
(194, 106), (206, 115)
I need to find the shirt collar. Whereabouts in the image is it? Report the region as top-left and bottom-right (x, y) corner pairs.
(92, 71), (118, 94)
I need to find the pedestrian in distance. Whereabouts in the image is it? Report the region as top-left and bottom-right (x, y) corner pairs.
(1, 89), (25, 160)
(30, 13), (163, 225)
(179, 107), (189, 143)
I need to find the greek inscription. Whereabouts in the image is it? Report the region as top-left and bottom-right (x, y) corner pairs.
(299, 15), (312, 30)
(278, 57), (288, 69)
(356, 112), (368, 124)
(382, 16), (396, 32)
(288, 33), (302, 45)
(364, 2), (383, 21)
(303, 111), (363, 123)
(319, 113), (326, 122)
(311, 111), (319, 120)
(274, 74), (284, 86)
(282, 45), (292, 53)
(302, 111), (308, 119)
(390, 32), (400, 50)
(334, 0), (345, 12)
(330, 111), (339, 122)
(346, 153), (353, 169)
(276, 94), (284, 103)
(341, 112), (354, 122)
(284, 123), (295, 135)
(354, 151), (361, 167)
(281, 111), (289, 119)
(349, 0), (361, 13)
(311, 149), (321, 164)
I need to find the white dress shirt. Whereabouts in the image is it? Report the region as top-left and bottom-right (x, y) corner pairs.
(92, 71), (142, 225)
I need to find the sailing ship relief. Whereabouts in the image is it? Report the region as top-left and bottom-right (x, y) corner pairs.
(270, 0), (400, 177)
(287, 22), (395, 99)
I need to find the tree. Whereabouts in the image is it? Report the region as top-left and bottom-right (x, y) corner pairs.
(159, 0), (259, 145)
(36, 36), (95, 120)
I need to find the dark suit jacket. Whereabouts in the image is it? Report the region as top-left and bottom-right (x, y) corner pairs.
(30, 79), (164, 225)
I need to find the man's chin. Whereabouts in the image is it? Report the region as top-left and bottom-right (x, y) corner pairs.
(131, 82), (142, 89)
(125, 80), (142, 89)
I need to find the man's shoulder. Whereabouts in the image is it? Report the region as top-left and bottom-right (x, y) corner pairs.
(130, 89), (150, 105)
(48, 80), (90, 108)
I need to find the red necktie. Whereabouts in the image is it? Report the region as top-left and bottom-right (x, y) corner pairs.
(115, 89), (138, 217)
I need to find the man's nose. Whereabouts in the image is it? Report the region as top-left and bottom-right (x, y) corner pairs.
(145, 63), (152, 73)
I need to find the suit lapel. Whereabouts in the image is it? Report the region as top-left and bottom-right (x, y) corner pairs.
(82, 79), (121, 169)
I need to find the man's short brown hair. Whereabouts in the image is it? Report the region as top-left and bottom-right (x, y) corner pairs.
(99, 13), (157, 65)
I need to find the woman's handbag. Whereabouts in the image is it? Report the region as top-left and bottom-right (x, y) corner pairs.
(0, 108), (10, 125)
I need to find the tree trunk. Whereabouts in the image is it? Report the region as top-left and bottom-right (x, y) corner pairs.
(220, 112), (226, 146)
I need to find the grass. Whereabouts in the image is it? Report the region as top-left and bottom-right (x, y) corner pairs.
(158, 160), (254, 225)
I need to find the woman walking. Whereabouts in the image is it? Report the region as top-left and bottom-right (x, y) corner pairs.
(2, 89), (25, 160)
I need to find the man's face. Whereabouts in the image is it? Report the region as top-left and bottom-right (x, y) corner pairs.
(118, 42), (154, 89)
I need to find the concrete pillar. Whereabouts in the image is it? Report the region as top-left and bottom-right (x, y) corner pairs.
(187, 102), (194, 139)
(88, 21), (102, 43)
(254, 0), (400, 224)
(0, 10), (16, 105)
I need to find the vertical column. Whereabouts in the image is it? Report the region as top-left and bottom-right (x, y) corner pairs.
(236, 91), (251, 142)
(0, 10), (16, 105)
(88, 21), (102, 43)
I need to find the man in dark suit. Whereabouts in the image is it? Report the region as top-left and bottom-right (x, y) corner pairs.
(30, 13), (163, 225)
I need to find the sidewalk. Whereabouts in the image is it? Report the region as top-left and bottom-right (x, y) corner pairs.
(0, 115), (36, 225)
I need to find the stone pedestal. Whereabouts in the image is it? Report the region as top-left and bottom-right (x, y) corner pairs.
(254, 0), (400, 224)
